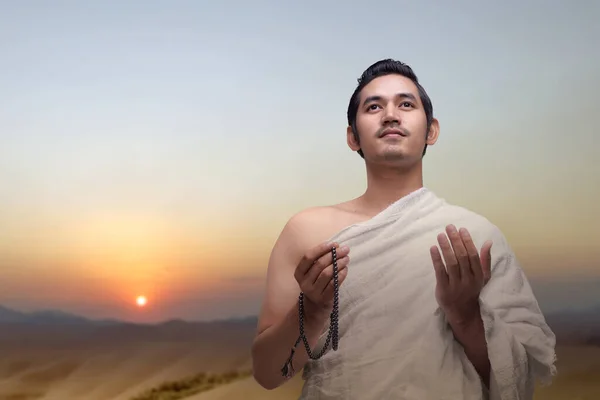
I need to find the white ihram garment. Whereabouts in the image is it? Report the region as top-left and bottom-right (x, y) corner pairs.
(299, 188), (556, 400)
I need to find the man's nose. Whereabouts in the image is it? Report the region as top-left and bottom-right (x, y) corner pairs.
(382, 104), (400, 125)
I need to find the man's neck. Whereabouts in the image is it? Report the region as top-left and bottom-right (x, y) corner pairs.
(358, 161), (424, 217)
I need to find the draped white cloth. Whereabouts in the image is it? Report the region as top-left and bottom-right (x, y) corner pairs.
(299, 188), (556, 399)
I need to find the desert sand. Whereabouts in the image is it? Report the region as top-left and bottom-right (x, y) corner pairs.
(0, 320), (257, 400)
(188, 375), (303, 400)
(0, 317), (599, 400)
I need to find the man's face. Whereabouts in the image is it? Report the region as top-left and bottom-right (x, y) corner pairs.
(348, 74), (437, 166)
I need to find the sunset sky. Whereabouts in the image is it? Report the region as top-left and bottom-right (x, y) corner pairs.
(1, 1), (598, 323)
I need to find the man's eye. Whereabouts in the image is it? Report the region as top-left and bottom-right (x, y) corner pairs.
(367, 104), (380, 111)
(400, 102), (414, 108)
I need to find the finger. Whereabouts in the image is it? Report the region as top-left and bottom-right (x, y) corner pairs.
(480, 241), (493, 284)
(430, 245), (449, 287)
(323, 264), (349, 297)
(437, 232), (460, 285)
(315, 255), (349, 294)
(297, 242), (340, 280)
(459, 227), (483, 282)
(305, 246), (349, 286)
(446, 225), (472, 280)
(296, 242), (339, 277)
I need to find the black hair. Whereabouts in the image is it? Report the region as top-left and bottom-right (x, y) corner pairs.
(346, 59), (434, 158)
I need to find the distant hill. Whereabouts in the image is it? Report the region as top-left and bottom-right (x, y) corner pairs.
(0, 304), (258, 327)
(2, 303), (599, 346)
(545, 306), (600, 346)
(0, 305), (121, 325)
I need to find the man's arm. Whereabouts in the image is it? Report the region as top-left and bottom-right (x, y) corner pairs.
(431, 225), (494, 387)
(251, 212), (331, 390)
(432, 224), (556, 398)
(447, 304), (491, 388)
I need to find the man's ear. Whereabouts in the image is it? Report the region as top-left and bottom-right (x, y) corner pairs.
(347, 125), (361, 151)
(426, 118), (440, 145)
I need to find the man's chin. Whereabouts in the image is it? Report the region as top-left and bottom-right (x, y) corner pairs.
(379, 147), (410, 160)
(371, 152), (417, 166)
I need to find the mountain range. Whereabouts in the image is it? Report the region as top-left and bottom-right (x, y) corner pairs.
(0, 304), (122, 325)
(1, 304), (599, 344)
(0, 304), (258, 327)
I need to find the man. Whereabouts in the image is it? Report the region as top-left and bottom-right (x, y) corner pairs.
(251, 59), (556, 399)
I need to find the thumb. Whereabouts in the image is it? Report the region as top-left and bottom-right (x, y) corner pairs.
(480, 241), (493, 284)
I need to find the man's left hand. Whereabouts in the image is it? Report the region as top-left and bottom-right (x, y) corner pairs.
(430, 224), (493, 326)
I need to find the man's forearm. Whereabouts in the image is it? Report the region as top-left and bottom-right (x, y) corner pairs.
(251, 301), (328, 390)
(447, 305), (491, 388)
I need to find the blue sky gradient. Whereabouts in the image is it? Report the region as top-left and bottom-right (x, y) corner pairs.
(1, 1), (598, 322)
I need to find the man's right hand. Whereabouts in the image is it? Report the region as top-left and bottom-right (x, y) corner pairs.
(252, 210), (352, 390)
(293, 242), (350, 322)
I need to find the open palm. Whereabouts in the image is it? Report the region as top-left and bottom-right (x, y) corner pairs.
(430, 224), (493, 324)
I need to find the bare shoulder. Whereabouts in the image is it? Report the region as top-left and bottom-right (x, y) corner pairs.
(286, 198), (370, 245)
(255, 202), (362, 335)
(283, 205), (354, 248)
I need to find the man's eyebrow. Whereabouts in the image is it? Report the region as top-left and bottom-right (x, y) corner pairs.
(362, 95), (383, 106)
(396, 92), (417, 102)
(362, 92), (418, 106)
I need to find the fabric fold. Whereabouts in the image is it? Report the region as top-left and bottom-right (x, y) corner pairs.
(298, 188), (556, 400)
(478, 231), (557, 400)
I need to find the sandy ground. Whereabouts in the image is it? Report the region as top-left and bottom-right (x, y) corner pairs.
(532, 345), (600, 400)
(189, 375), (303, 400)
(191, 346), (600, 400)
(0, 321), (256, 400)
(0, 320), (598, 400)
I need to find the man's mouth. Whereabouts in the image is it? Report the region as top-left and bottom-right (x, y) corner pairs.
(380, 128), (407, 138)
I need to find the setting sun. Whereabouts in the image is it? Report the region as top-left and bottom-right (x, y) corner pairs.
(136, 296), (147, 307)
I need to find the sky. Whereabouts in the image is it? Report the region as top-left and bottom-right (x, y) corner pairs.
(1, 1), (599, 323)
